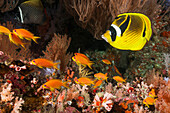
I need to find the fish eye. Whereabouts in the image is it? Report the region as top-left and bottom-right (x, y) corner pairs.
(44, 85), (46, 86)
(33, 60), (35, 62)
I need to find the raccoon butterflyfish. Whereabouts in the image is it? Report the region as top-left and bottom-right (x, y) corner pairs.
(0, 26), (11, 35)
(18, 0), (46, 24)
(101, 13), (152, 50)
(72, 55), (94, 69)
(13, 29), (40, 43)
(74, 77), (94, 86)
(143, 97), (157, 108)
(42, 79), (69, 91)
(8, 32), (26, 49)
(94, 73), (108, 82)
(31, 58), (60, 70)
(113, 76), (126, 83)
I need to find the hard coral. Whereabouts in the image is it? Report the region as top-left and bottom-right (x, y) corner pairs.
(155, 79), (170, 113)
(11, 97), (24, 113)
(92, 92), (114, 112)
(43, 33), (73, 72)
(0, 82), (14, 102)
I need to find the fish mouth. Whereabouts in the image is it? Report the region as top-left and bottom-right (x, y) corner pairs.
(101, 35), (108, 42)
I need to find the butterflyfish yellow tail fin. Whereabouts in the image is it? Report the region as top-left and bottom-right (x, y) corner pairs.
(140, 14), (152, 41)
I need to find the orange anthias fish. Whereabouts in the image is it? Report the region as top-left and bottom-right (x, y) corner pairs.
(113, 76), (126, 83)
(0, 25), (11, 35)
(72, 55), (94, 69)
(8, 32), (26, 49)
(13, 29), (40, 43)
(42, 79), (69, 91)
(93, 80), (103, 88)
(143, 97), (157, 108)
(102, 59), (111, 65)
(74, 53), (90, 60)
(149, 89), (157, 98)
(31, 58), (60, 70)
(94, 73), (108, 82)
(114, 65), (122, 76)
(75, 77), (94, 86)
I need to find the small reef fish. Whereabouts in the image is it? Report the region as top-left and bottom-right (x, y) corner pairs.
(42, 79), (69, 91)
(113, 76), (126, 83)
(13, 29), (40, 43)
(113, 65), (122, 76)
(93, 80), (103, 88)
(102, 59), (111, 65)
(72, 55), (94, 69)
(8, 32), (26, 49)
(143, 97), (157, 108)
(94, 73), (108, 82)
(31, 58), (60, 70)
(75, 77), (94, 86)
(149, 89), (157, 98)
(74, 53), (90, 60)
(101, 13), (152, 50)
(0, 25), (11, 35)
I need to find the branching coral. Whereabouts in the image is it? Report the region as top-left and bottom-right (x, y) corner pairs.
(155, 80), (170, 113)
(0, 22), (32, 61)
(11, 97), (24, 113)
(43, 33), (73, 72)
(92, 92), (115, 112)
(144, 69), (170, 112)
(0, 0), (19, 13)
(0, 82), (14, 102)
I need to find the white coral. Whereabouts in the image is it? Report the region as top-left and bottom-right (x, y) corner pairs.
(92, 92), (114, 112)
(11, 97), (24, 113)
(0, 82), (14, 102)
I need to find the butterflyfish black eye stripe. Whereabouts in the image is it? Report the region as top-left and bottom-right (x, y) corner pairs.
(109, 26), (116, 41)
(120, 15), (130, 36)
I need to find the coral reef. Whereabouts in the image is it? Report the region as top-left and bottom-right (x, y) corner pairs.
(0, 22), (32, 61)
(0, 0), (169, 113)
(42, 33), (73, 73)
(0, 0), (19, 13)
